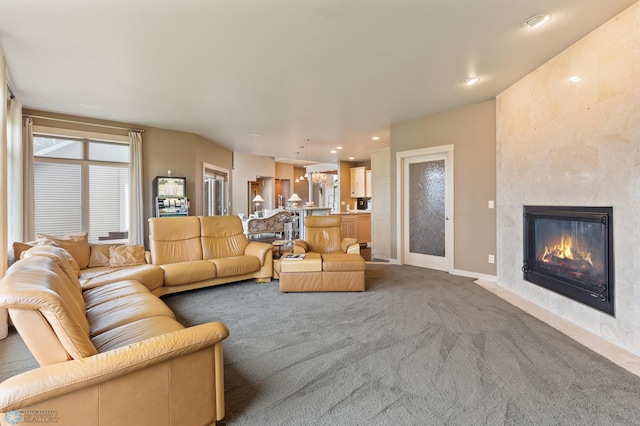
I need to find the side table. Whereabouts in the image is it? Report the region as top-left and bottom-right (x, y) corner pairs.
(272, 239), (289, 259)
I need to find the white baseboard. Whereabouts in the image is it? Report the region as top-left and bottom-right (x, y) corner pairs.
(452, 269), (497, 282)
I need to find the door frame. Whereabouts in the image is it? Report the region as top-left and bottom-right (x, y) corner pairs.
(396, 145), (454, 272)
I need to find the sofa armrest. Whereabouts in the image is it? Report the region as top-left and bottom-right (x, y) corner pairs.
(0, 322), (229, 412)
(292, 240), (308, 254)
(342, 238), (360, 254)
(244, 241), (273, 266)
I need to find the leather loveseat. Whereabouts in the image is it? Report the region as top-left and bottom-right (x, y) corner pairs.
(148, 215), (273, 295)
(0, 245), (229, 425)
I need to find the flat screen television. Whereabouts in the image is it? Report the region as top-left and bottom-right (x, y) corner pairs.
(154, 176), (186, 198)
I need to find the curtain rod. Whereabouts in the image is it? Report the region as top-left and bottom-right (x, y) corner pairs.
(6, 83), (15, 99)
(24, 114), (144, 133)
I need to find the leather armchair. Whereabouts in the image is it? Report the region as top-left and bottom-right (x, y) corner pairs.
(292, 216), (359, 254)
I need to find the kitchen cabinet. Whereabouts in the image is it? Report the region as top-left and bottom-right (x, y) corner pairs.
(365, 170), (372, 198)
(339, 213), (371, 244)
(350, 166), (366, 198)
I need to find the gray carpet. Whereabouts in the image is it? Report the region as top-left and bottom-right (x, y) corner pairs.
(163, 264), (640, 425)
(2, 264), (640, 425)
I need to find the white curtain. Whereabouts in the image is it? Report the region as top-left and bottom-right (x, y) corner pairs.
(0, 51), (8, 338)
(22, 117), (34, 241)
(128, 131), (144, 245)
(7, 98), (23, 248)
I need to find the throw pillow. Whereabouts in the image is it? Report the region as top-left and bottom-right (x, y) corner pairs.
(36, 232), (91, 269)
(12, 241), (37, 260)
(89, 243), (122, 268)
(109, 245), (145, 267)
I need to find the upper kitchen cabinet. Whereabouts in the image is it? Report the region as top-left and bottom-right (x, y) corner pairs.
(350, 166), (366, 198)
(365, 170), (372, 198)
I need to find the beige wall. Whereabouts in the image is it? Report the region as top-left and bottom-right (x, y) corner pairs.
(497, 3), (640, 354)
(390, 100), (497, 275)
(231, 152), (276, 215)
(24, 109), (233, 247)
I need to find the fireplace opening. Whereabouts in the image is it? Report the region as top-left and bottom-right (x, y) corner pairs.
(523, 206), (614, 316)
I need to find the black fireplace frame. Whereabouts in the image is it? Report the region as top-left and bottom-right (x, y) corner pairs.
(522, 205), (614, 316)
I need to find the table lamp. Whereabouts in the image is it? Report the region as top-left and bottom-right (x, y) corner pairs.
(288, 193), (302, 208)
(252, 195), (265, 214)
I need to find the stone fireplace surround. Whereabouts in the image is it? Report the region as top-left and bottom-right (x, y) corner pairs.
(493, 2), (640, 372)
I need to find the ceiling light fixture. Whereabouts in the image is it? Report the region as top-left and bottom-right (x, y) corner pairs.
(294, 150), (303, 182)
(330, 150), (337, 154)
(569, 75), (581, 83)
(349, 157), (355, 160)
(372, 136), (380, 140)
(524, 13), (552, 29)
(303, 139), (310, 178)
(465, 77), (480, 86)
(336, 146), (343, 150)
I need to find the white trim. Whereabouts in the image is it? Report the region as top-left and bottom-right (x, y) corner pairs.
(396, 144), (454, 271)
(453, 269), (497, 282)
(33, 125), (129, 143)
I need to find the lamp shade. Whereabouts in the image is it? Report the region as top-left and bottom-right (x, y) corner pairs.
(288, 193), (302, 202)
(252, 195), (265, 203)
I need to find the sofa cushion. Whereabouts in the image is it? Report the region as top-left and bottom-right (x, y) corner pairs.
(91, 316), (185, 353)
(36, 232), (91, 269)
(0, 257), (97, 362)
(199, 215), (249, 259)
(210, 256), (260, 278)
(320, 253), (367, 272)
(89, 243), (122, 267)
(79, 264), (165, 292)
(161, 260), (217, 286)
(109, 245), (145, 267)
(86, 293), (175, 337)
(22, 245), (81, 284)
(83, 280), (152, 310)
(149, 216), (203, 265)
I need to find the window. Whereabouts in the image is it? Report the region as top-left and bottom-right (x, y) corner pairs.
(203, 163), (228, 216)
(33, 135), (130, 243)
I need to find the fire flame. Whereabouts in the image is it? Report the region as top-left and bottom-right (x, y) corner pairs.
(542, 235), (593, 267)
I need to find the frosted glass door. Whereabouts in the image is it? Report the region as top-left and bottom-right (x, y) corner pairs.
(403, 151), (452, 271)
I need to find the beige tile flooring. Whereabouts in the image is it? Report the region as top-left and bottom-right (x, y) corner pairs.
(475, 280), (640, 378)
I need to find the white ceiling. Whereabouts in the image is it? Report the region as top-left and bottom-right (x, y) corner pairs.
(1, 0), (637, 164)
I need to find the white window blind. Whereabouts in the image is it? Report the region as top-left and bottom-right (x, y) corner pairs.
(34, 162), (82, 235)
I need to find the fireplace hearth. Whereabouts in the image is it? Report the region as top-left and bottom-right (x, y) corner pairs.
(523, 206), (614, 316)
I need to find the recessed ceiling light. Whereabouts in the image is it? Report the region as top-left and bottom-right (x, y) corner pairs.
(336, 146), (343, 150)
(569, 75), (581, 83)
(465, 77), (480, 86)
(330, 150), (337, 154)
(524, 14), (552, 29)
(349, 157), (355, 160)
(372, 136), (380, 140)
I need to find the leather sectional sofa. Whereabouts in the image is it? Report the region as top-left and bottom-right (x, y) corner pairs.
(0, 215), (274, 425)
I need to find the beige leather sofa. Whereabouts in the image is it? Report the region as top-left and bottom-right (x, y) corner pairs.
(148, 215), (273, 295)
(280, 215), (366, 292)
(0, 215), (274, 425)
(0, 245), (229, 425)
